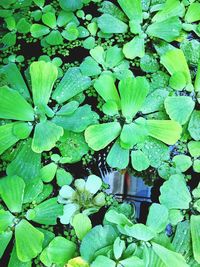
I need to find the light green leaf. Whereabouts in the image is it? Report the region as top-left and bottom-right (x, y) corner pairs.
(172, 155), (192, 172)
(91, 256), (115, 267)
(0, 86), (34, 121)
(56, 169), (73, 187)
(169, 72), (187, 91)
(53, 105), (99, 132)
(188, 111), (200, 140)
(8, 245), (32, 267)
(102, 100), (119, 116)
(56, 101), (79, 116)
(146, 17), (182, 42)
(94, 74), (120, 108)
(0, 210), (15, 232)
(59, 203), (79, 224)
(124, 224), (155, 241)
(194, 159), (200, 173)
(119, 77), (149, 121)
(85, 122), (121, 151)
(43, 237), (76, 265)
(6, 139), (41, 181)
(0, 231), (13, 258)
(23, 177), (43, 204)
(118, 0), (142, 22)
(97, 14), (128, 34)
(164, 96), (195, 125)
(185, 3), (200, 23)
(80, 225), (118, 263)
(32, 121), (63, 153)
(90, 46), (104, 65)
(52, 67), (91, 103)
(30, 61), (58, 107)
(113, 237), (125, 260)
(85, 175), (102, 194)
(146, 203), (168, 233)
(119, 256), (144, 267)
(39, 163), (57, 183)
(59, 0), (82, 11)
(15, 220), (44, 262)
(159, 174), (192, 210)
(42, 12), (57, 28)
(2, 32), (16, 46)
(191, 215), (200, 263)
(105, 46), (124, 68)
(0, 63), (30, 100)
(152, 242), (189, 267)
(105, 210), (133, 227)
(123, 36), (145, 59)
(80, 56), (102, 76)
(145, 119), (182, 145)
(46, 30), (63, 45)
(30, 23), (50, 38)
(0, 175), (25, 213)
(195, 61), (200, 92)
(131, 150), (150, 171)
(106, 139), (129, 169)
(72, 213), (92, 240)
(188, 141), (200, 157)
(26, 198), (63, 225)
(161, 49), (191, 84)
(62, 23), (79, 41)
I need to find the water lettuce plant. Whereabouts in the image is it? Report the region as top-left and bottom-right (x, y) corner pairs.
(0, 0), (200, 266)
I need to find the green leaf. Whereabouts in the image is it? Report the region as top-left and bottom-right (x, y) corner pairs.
(106, 139), (129, 169)
(90, 46), (104, 65)
(62, 23), (79, 41)
(30, 24), (50, 38)
(0, 86), (34, 121)
(159, 174), (192, 210)
(85, 122), (121, 151)
(195, 61), (200, 92)
(42, 237), (76, 265)
(105, 210), (132, 227)
(42, 12), (57, 28)
(194, 159), (200, 173)
(32, 121), (63, 153)
(23, 177), (43, 204)
(80, 225), (118, 263)
(0, 210), (15, 232)
(131, 150), (150, 171)
(152, 0), (184, 22)
(0, 231), (12, 258)
(59, 0), (83, 11)
(94, 74), (121, 108)
(191, 215), (200, 263)
(161, 49), (191, 84)
(56, 169), (73, 186)
(97, 14), (128, 34)
(119, 77), (149, 121)
(53, 105), (99, 132)
(124, 224), (155, 241)
(119, 256), (144, 267)
(188, 111), (200, 141)
(118, 0), (142, 22)
(146, 17), (182, 42)
(144, 119), (182, 145)
(185, 3), (200, 23)
(8, 245), (32, 267)
(2, 32), (16, 46)
(6, 139), (41, 181)
(59, 203), (79, 224)
(39, 163), (57, 183)
(72, 213), (92, 240)
(12, 122), (32, 139)
(16, 18), (31, 34)
(52, 67), (91, 103)
(33, 0), (44, 7)
(152, 242), (189, 267)
(123, 36), (145, 59)
(85, 175), (102, 194)
(104, 46), (124, 69)
(80, 56), (102, 76)
(56, 101), (79, 116)
(26, 198), (63, 225)
(146, 204), (168, 233)
(15, 220), (44, 262)
(113, 237), (125, 260)
(0, 175), (25, 213)
(172, 155), (192, 172)
(120, 121), (148, 148)
(169, 72), (187, 91)
(102, 101), (119, 116)
(30, 61), (58, 107)
(91, 256), (116, 267)
(67, 257), (89, 267)
(188, 141), (200, 157)
(45, 30), (63, 45)
(0, 63), (30, 100)
(164, 96), (195, 125)
(140, 54), (159, 73)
